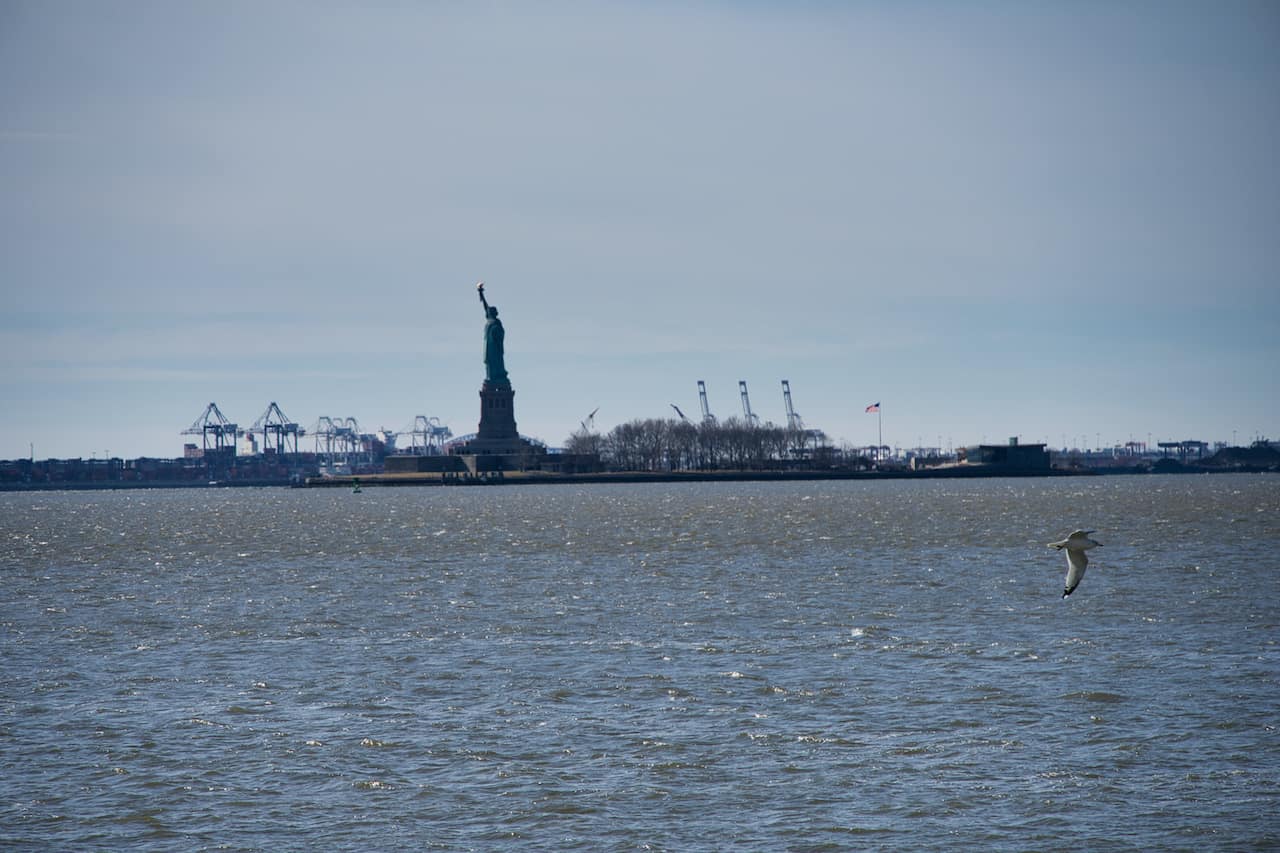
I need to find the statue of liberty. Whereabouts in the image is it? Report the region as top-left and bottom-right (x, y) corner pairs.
(476, 281), (509, 386)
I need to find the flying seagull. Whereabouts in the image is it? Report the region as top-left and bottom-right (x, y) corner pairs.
(1047, 530), (1103, 598)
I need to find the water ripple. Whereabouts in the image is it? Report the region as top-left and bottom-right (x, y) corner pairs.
(2, 476), (1278, 849)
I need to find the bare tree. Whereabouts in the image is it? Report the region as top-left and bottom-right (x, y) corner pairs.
(581, 416), (809, 472)
(565, 426), (603, 457)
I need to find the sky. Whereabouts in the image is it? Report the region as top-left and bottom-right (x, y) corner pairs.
(2, 1), (1277, 460)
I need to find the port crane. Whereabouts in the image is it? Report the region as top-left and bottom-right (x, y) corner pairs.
(341, 418), (360, 458)
(697, 380), (716, 424)
(309, 417), (340, 459)
(781, 380), (802, 431)
(182, 402), (239, 453)
(670, 403), (689, 422)
(309, 416), (365, 467)
(739, 381), (760, 426)
(399, 416), (452, 454)
(250, 401), (303, 455)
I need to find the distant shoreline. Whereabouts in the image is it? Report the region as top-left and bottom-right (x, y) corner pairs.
(304, 466), (1090, 488)
(6, 457), (1278, 493)
(5, 465), (1275, 492)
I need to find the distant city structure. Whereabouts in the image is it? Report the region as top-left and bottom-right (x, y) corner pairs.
(3, 419), (1274, 489)
(1, 299), (1275, 487)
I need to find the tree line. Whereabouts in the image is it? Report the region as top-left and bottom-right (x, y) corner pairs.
(564, 417), (866, 472)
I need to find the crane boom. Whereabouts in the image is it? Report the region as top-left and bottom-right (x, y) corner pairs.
(739, 380), (759, 425)
(181, 402), (239, 452)
(251, 401), (302, 455)
(697, 380), (716, 424)
(781, 380), (802, 431)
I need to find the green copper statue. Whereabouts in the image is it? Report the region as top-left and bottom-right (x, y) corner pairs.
(476, 281), (509, 386)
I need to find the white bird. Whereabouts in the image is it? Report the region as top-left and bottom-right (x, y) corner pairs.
(1047, 530), (1103, 598)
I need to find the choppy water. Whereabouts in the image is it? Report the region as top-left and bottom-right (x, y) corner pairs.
(2, 475), (1278, 850)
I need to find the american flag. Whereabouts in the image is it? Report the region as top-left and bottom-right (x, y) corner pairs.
(865, 402), (880, 413)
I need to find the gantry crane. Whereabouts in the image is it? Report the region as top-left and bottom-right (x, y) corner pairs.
(308, 416), (362, 466)
(309, 417), (340, 460)
(314, 417), (352, 453)
(250, 402), (303, 456)
(182, 402), (239, 454)
(397, 415), (453, 454)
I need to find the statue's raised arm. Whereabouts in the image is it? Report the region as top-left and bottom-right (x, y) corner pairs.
(477, 280), (491, 314)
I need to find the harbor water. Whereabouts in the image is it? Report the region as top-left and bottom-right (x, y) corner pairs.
(2, 475), (1278, 850)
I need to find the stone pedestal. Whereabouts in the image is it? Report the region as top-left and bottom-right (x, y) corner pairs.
(438, 378), (601, 476)
(476, 381), (518, 444)
(454, 382), (532, 456)
(451, 381), (541, 463)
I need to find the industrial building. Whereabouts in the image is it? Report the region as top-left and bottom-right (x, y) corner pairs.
(963, 438), (1051, 471)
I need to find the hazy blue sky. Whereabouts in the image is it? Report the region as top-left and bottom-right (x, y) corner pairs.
(2, 1), (1277, 460)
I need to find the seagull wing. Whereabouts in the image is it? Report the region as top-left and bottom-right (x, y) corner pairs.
(1062, 548), (1089, 597)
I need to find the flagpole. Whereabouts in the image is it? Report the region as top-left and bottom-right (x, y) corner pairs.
(865, 402), (882, 465)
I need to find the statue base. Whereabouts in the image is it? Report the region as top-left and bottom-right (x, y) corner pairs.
(450, 381), (540, 458)
(477, 381), (518, 443)
(442, 380), (601, 476)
